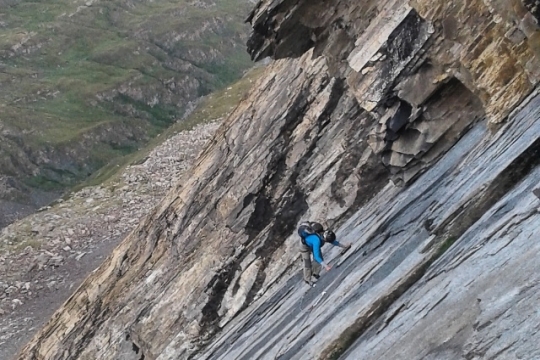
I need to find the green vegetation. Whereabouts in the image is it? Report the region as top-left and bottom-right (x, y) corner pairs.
(24, 174), (65, 191)
(0, 0), (255, 197)
(435, 236), (457, 258)
(74, 66), (265, 190)
(12, 237), (42, 252)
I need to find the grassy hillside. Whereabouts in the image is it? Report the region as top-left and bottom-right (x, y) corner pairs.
(0, 0), (253, 206)
(77, 65), (266, 191)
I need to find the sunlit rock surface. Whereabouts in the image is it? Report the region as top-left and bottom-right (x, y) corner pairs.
(17, 0), (540, 359)
(197, 92), (540, 360)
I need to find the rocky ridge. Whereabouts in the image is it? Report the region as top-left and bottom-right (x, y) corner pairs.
(15, 0), (540, 359)
(0, 121), (220, 359)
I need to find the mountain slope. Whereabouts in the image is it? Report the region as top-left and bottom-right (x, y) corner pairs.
(16, 0), (540, 359)
(0, 0), (253, 225)
(0, 67), (262, 360)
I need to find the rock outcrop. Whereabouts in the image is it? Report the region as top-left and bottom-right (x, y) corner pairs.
(0, 122), (220, 360)
(17, 0), (540, 359)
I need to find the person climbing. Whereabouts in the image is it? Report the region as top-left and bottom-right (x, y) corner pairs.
(298, 221), (351, 287)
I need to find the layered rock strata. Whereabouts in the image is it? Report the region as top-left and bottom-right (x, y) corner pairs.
(197, 91), (540, 360)
(0, 122), (219, 360)
(248, 0), (540, 183)
(17, 0), (540, 359)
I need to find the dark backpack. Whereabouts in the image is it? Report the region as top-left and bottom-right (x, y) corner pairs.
(298, 221), (323, 245)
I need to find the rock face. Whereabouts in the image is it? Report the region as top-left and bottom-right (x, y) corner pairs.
(16, 0), (540, 360)
(0, 121), (220, 360)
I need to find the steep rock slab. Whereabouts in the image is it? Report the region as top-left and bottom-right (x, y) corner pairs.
(342, 108), (540, 359)
(343, 171), (540, 360)
(194, 92), (540, 360)
(17, 50), (389, 360)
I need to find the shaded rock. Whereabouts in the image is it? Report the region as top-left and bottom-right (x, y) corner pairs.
(218, 258), (262, 327)
(47, 255), (64, 268)
(5, 287), (17, 295)
(533, 187), (540, 199)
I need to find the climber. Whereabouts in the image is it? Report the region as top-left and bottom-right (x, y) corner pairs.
(298, 221), (351, 287)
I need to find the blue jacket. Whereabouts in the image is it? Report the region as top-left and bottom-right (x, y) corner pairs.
(304, 234), (340, 265)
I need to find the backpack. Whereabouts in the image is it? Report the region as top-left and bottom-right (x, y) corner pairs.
(298, 221), (323, 245)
